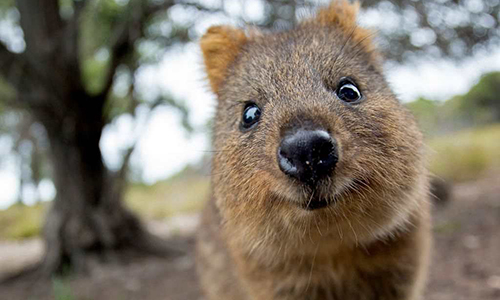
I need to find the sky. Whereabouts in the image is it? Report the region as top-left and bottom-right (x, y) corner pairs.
(1, 1), (500, 209)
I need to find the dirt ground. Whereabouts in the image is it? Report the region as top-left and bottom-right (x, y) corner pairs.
(0, 173), (499, 300)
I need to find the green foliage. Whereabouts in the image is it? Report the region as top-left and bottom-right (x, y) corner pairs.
(52, 277), (75, 300)
(0, 0), (14, 14)
(406, 97), (440, 136)
(79, 0), (128, 58)
(77, 0), (194, 130)
(407, 71), (500, 136)
(428, 124), (500, 182)
(0, 79), (15, 121)
(81, 50), (110, 95)
(460, 72), (500, 123)
(0, 77), (15, 101)
(0, 203), (46, 240)
(79, 0), (130, 96)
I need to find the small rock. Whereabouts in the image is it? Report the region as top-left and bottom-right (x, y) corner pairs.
(487, 275), (500, 290)
(125, 278), (141, 292)
(463, 235), (480, 249)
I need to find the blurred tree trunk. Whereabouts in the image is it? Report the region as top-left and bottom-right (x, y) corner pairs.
(39, 90), (139, 273)
(0, 0), (179, 275)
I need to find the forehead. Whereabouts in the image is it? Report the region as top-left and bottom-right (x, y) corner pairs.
(239, 24), (374, 81)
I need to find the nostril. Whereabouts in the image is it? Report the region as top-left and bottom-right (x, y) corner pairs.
(315, 137), (337, 161)
(278, 147), (297, 175)
(278, 147), (286, 158)
(277, 129), (338, 185)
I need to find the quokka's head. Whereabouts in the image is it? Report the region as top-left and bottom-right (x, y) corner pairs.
(202, 0), (427, 243)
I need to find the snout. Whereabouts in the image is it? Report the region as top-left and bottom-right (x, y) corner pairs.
(277, 129), (338, 186)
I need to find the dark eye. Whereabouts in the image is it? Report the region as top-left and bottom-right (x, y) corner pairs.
(336, 79), (362, 103)
(241, 103), (261, 129)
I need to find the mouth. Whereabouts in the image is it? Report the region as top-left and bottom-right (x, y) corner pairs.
(275, 176), (364, 211)
(301, 197), (333, 210)
(297, 178), (364, 210)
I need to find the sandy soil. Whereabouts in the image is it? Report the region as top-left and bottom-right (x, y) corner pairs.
(0, 173), (499, 300)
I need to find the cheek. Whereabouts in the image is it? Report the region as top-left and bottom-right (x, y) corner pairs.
(328, 109), (381, 170)
(212, 137), (281, 217)
(261, 126), (283, 173)
(329, 123), (355, 174)
(213, 132), (266, 186)
(333, 106), (415, 179)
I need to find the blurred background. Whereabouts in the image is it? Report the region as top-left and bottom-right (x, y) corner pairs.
(0, 0), (499, 299)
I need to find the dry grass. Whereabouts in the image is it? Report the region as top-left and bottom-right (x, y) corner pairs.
(428, 124), (500, 182)
(125, 174), (210, 220)
(0, 203), (48, 240)
(0, 174), (210, 240)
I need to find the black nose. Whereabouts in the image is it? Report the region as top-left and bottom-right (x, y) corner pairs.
(277, 129), (338, 185)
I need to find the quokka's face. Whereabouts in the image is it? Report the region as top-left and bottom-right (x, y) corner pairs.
(204, 2), (425, 240)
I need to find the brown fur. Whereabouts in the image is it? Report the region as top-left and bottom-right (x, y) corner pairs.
(196, 1), (431, 299)
(200, 25), (248, 95)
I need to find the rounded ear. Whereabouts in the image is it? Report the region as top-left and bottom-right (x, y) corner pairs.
(306, 0), (381, 68)
(314, 0), (360, 30)
(200, 26), (247, 95)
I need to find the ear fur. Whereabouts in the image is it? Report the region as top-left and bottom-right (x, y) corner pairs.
(200, 26), (247, 95)
(309, 0), (378, 60)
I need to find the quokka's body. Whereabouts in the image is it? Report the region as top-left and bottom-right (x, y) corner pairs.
(196, 1), (431, 299)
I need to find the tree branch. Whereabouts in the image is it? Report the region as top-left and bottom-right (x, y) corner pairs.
(98, 1), (173, 101)
(74, 0), (89, 19)
(16, 0), (64, 58)
(14, 0), (82, 105)
(146, 0), (175, 16)
(0, 42), (24, 87)
(1, 40), (68, 107)
(57, 0), (93, 95)
(97, 0), (226, 103)
(98, 19), (134, 102)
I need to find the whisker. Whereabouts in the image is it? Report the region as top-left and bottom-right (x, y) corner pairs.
(305, 241), (321, 293)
